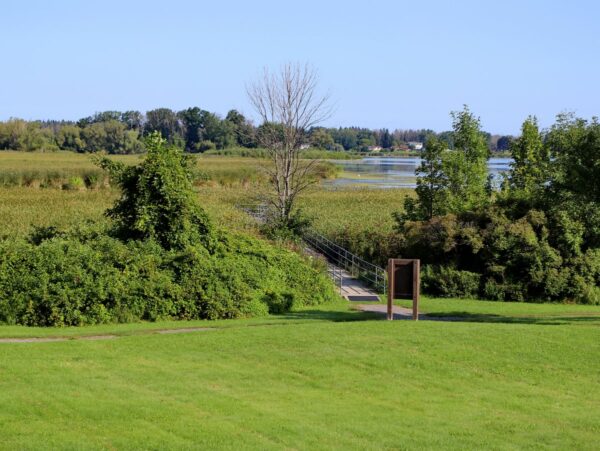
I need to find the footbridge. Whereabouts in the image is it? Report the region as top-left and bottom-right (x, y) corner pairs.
(240, 205), (385, 301)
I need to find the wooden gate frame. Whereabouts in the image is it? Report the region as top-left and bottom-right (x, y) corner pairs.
(387, 259), (420, 321)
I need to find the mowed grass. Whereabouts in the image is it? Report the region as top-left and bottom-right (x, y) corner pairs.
(395, 296), (600, 325)
(0, 302), (599, 449)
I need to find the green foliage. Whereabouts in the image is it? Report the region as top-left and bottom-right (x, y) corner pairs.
(0, 137), (338, 326)
(396, 106), (490, 225)
(401, 136), (447, 221)
(178, 107), (204, 152)
(546, 113), (600, 204)
(65, 176), (86, 191)
(198, 140), (216, 152)
(56, 125), (85, 152)
(144, 108), (183, 145)
(0, 119), (58, 152)
(421, 265), (481, 298)
(260, 209), (313, 242)
(443, 106), (490, 213)
(0, 226), (337, 326)
(396, 208), (600, 303)
(389, 110), (600, 304)
(97, 133), (214, 250)
(508, 116), (548, 193)
(310, 128), (335, 150)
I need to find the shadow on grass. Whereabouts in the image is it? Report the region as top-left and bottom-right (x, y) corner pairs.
(425, 311), (600, 326)
(277, 309), (381, 323)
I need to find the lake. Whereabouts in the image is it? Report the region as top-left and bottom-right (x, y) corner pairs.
(325, 157), (513, 189)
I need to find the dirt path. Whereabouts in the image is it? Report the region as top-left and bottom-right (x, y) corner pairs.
(0, 327), (215, 343)
(354, 303), (462, 321)
(354, 303), (416, 319)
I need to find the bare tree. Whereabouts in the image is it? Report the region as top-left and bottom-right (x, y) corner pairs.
(247, 63), (332, 225)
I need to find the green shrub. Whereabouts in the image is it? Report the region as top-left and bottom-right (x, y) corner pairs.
(393, 208), (600, 303)
(421, 265), (481, 298)
(0, 134), (338, 327)
(261, 291), (294, 314)
(96, 133), (214, 250)
(576, 285), (600, 305)
(198, 140), (216, 152)
(260, 209), (312, 242)
(0, 227), (337, 326)
(64, 176), (86, 190)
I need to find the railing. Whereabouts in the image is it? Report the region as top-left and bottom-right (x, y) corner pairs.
(238, 203), (387, 294)
(303, 230), (387, 294)
(327, 262), (344, 295)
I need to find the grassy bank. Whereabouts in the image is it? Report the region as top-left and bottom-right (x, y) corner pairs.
(0, 302), (598, 449)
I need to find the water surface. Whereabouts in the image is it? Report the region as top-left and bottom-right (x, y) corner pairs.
(325, 157), (512, 189)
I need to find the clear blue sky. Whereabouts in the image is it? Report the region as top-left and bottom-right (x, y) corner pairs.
(1, 0), (599, 134)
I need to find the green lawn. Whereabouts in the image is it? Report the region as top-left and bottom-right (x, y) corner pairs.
(396, 296), (600, 326)
(1, 301), (599, 449)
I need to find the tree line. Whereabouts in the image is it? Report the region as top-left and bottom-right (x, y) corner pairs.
(391, 106), (600, 303)
(0, 108), (258, 154)
(0, 108), (514, 154)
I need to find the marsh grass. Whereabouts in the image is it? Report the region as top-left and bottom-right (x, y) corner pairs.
(0, 188), (116, 237)
(0, 151), (135, 189)
(298, 187), (410, 236)
(0, 151), (338, 190)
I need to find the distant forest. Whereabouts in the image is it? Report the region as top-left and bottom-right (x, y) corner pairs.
(0, 107), (513, 154)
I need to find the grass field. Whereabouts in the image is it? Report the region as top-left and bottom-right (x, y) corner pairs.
(0, 150), (406, 238)
(397, 296), (600, 324)
(1, 151), (599, 449)
(0, 301), (599, 449)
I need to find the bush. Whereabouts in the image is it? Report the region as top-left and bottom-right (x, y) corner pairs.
(197, 140), (216, 152)
(96, 133), (214, 250)
(0, 134), (339, 326)
(421, 265), (481, 298)
(260, 209), (312, 242)
(64, 176), (86, 190)
(0, 228), (338, 326)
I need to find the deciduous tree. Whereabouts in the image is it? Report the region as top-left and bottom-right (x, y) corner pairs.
(247, 63), (331, 225)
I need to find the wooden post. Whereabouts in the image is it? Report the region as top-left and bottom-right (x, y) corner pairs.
(387, 259), (394, 320)
(413, 260), (420, 321)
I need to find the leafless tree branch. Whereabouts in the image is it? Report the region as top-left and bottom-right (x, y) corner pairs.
(247, 63), (332, 223)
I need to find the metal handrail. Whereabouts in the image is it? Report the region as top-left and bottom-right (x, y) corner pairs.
(238, 203), (387, 294)
(303, 231), (387, 294)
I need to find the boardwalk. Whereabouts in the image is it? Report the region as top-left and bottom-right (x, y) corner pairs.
(240, 205), (385, 301)
(327, 264), (381, 301)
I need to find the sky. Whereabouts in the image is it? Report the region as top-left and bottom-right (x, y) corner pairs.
(1, 0), (599, 134)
